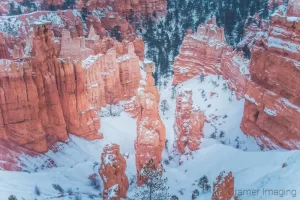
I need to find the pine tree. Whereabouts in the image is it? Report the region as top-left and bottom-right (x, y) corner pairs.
(198, 175), (211, 193)
(134, 159), (170, 200)
(160, 99), (170, 115)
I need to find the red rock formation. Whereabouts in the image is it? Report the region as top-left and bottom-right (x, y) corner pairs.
(0, 23), (103, 154)
(240, 10), (300, 150)
(212, 171), (235, 200)
(173, 13), (300, 150)
(131, 61), (166, 185)
(268, 0), (284, 9)
(173, 17), (231, 85)
(287, 0), (300, 17)
(174, 89), (205, 154)
(99, 144), (129, 200)
(0, 1), (10, 16)
(81, 0), (167, 16)
(221, 51), (250, 100)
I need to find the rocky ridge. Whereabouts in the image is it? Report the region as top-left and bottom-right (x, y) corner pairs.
(173, 1), (300, 150)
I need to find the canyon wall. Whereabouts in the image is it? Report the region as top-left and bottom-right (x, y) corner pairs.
(174, 10), (300, 150)
(240, 8), (300, 149)
(80, 0), (167, 16)
(174, 89), (205, 154)
(212, 171), (235, 200)
(99, 144), (129, 200)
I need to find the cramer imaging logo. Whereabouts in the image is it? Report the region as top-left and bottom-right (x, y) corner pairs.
(226, 188), (297, 198)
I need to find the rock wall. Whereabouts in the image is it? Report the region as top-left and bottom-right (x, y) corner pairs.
(129, 61), (166, 185)
(80, 0), (167, 16)
(99, 144), (129, 200)
(287, 0), (300, 17)
(174, 89), (205, 154)
(173, 17), (231, 85)
(0, 23), (103, 154)
(174, 13), (300, 150)
(240, 10), (300, 150)
(212, 171), (235, 200)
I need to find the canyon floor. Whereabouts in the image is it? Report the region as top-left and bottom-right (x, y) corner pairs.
(1, 75), (299, 200)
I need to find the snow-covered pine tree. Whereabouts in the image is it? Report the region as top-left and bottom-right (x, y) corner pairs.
(134, 159), (170, 200)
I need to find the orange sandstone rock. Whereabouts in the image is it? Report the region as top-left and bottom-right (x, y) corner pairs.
(287, 0), (300, 17)
(134, 61), (166, 185)
(99, 144), (129, 200)
(212, 171), (235, 200)
(174, 89), (205, 154)
(173, 18), (230, 85)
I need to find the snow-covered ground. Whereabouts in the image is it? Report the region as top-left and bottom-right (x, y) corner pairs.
(1, 75), (300, 200)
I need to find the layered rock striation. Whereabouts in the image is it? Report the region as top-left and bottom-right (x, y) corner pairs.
(173, 17), (231, 85)
(240, 8), (300, 149)
(0, 21), (141, 156)
(174, 89), (205, 154)
(99, 144), (129, 200)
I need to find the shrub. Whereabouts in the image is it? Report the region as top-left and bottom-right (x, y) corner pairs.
(171, 195), (179, 200)
(89, 175), (101, 190)
(34, 185), (41, 196)
(52, 184), (64, 194)
(192, 189), (199, 199)
(210, 133), (216, 139)
(67, 188), (73, 195)
(8, 195), (17, 200)
(163, 159), (170, 165)
(219, 131), (225, 138)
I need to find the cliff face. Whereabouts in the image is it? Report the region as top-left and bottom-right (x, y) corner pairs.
(287, 0), (300, 17)
(173, 17), (230, 85)
(174, 89), (205, 154)
(240, 9), (300, 149)
(129, 61), (166, 185)
(81, 0), (167, 16)
(174, 12), (300, 150)
(99, 144), (129, 200)
(212, 171), (235, 200)
(0, 24), (103, 153)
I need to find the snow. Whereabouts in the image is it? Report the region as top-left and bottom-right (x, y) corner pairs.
(264, 108), (277, 116)
(0, 75), (300, 200)
(267, 36), (300, 53)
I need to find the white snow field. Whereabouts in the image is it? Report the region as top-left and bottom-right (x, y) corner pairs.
(0, 75), (300, 200)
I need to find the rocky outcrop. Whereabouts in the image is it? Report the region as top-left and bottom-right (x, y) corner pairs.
(174, 89), (205, 154)
(174, 13), (300, 150)
(287, 0), (300, 17)
(99, 144), (129, 200)
(173, 17), (231, 85)
(212, 171), (235, 200)
(0, 23), (103, 154)
(240, 9), (300, 150)
(81, 0), (167, 16)
(129, 61), (166, 185)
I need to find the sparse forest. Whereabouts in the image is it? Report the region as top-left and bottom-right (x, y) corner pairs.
(134, 0), (277, 84)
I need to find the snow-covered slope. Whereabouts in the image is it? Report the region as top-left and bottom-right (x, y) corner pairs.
(1, 75), (299, 200)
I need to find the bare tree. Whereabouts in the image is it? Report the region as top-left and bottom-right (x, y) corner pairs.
(107, 91), (118, 116)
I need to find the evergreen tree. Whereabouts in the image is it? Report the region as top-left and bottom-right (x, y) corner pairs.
(198, 175), (211, 193)
(110, 25), (122, 42)
(134, 159), (170, 200)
